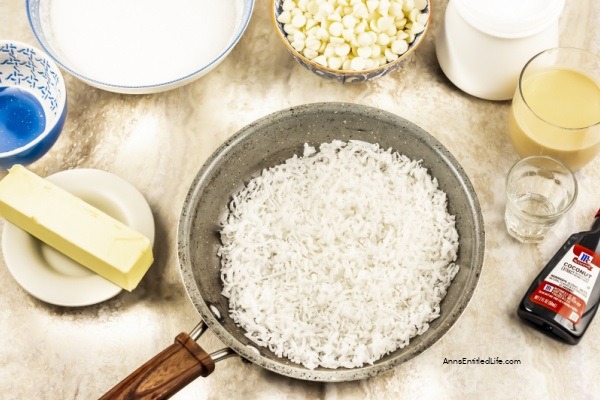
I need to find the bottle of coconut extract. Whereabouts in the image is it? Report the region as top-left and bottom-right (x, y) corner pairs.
(518, 209), (600, 344)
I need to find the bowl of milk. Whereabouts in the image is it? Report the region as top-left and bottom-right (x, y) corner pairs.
(26, 0), (255, 94)
(0, 40), (67, 169)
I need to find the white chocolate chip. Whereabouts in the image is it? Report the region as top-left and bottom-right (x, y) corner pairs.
(324, 43), (336, 57)
(367, 31), (378, 44)
(385, 48), (399, 62)
(306, 18), (318, 30)
(342, 14), (357, 28)
(416, 12), (429, 25)
(319, 2), (334, 14)
(316, 27), (329, 40)
(291, 40), (305, 51)
(402, 0), (415, 13)
(350, 56), (367, 71)
(292, 31), (306, 42)
(411, 21), (425, 34)
(353, 3), (369, 18)
(277, 11), (292, 24)
(370, 44), (382, 57)
(319, 41), (327, 52)
(328, 56), (343, 69)
(355, 19), (367, 33)
(391, 39), (408, 55)
(414, 0), (428, 11)
(314, 11), (326, 22)
(357, 32), (372, 46)
(307, 1), (319, 15)
(366, 0), (379, 14)
(365, 58), (377, 69)
(357, 45), (372, 58)
(329, 21), (344, 36)
(395, 17), (407, 29)
(369, 19), (381, 34)
(342, 28), (355, 42)
(283, 24), (298, 34)
(335, 42), (351, 56)
(396, 30), (409, 40)
(389, 2), (402, 17)
(377, 0), (390, 15)
(314, 55), (328, 67)
(377, 32), (391, 46)
(328, 12), (342, 22)
(307, 26), (319, 37)
(377, 16), (394, 31)
(306, 38), (322, 50)
(292, 14), (307, 28)
(282, 0), (295, 11)
(303, 48), (319, 59)
(408, 8), (418, 23)
(384, 25), (397, 36)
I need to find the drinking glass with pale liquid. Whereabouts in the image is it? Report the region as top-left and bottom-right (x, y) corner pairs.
(509, 48), (600, 171)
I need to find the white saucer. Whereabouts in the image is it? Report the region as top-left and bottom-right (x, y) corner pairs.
(2, 169), (155, 307)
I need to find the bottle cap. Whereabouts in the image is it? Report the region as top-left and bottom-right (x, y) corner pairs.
(454, 0), (564, 39)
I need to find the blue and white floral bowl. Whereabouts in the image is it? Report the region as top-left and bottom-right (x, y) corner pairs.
(0, 40), (67, 169)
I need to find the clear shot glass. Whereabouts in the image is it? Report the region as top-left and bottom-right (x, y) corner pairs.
(505, 155), (578, 243)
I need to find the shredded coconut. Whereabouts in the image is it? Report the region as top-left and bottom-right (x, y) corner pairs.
(218, 140), (459, 369)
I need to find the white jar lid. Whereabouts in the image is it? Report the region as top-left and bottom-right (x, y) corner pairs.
(454, 0), (565, 39)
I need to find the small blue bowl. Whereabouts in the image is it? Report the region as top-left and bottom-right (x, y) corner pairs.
(0, 40), (67, 169)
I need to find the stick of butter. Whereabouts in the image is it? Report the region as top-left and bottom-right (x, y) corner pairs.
(0, 165), (153, 291)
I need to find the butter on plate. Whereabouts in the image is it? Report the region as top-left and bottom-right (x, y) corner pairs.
(0, 165), (153, 291)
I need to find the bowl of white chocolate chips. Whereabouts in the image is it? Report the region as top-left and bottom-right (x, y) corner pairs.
(272, 0), (430, 83)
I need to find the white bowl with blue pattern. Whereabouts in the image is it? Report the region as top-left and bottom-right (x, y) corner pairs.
(271, 0), (431, 83)
(0, 40), (67, 169)
(26, 0), (255, 94)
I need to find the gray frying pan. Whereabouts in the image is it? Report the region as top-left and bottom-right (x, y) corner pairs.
(102, 103), (485, 399)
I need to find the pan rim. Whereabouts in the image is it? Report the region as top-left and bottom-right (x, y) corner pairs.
(177, 102), (485, 381)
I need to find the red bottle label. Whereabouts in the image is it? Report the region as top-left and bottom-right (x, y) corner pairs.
(530, 244), (600, 324)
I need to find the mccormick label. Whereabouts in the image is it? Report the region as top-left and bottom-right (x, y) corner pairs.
(530, 244), (600, 324)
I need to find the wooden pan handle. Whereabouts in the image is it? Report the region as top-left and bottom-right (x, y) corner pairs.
(100, 333), (216, 400)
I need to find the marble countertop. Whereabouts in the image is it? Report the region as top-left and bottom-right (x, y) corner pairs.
(2, 1), (600, 399)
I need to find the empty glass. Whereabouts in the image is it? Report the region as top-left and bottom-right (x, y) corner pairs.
(505, 156), (578, 243)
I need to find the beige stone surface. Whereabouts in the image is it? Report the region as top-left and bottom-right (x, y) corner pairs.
(1, 1), (599, 399)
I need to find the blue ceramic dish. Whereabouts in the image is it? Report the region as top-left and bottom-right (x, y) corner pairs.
(0, 40), (67, 169)
(271, 0), (431, 83)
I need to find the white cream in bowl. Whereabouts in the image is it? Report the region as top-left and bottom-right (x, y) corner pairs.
(40, 0), (246, 92)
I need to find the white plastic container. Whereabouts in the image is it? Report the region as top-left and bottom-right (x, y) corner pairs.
(436, 0), (564, 101)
